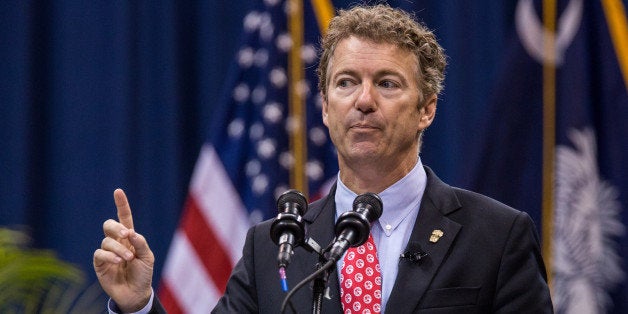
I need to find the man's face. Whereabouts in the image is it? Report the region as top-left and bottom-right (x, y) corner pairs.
(322, 36), (436, 169)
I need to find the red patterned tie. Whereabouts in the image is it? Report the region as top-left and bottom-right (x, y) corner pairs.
(340, 233), (382, 313)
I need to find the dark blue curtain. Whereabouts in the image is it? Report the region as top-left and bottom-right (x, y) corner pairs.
(0, 0), (251, 293)
(2, 0), (627, 312)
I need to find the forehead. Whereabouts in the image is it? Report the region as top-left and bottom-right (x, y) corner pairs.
(328, 36), (419, 77)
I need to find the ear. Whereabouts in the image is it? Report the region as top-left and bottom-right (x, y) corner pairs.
(321, 92), (330, 127)
(418, 94), (437, 131)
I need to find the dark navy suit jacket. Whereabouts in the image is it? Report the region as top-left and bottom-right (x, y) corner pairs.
(151, 167), (552, 313)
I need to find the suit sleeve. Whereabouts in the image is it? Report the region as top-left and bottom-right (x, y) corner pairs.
(493, 211), (554, 313)
(148, 296), (167, 314)
(211, 226), (259, 313)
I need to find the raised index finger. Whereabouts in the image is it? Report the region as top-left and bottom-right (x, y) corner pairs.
(113, 188), (134, 229)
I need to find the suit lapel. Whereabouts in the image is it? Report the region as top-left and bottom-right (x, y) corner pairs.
(385, 167), (462, 313)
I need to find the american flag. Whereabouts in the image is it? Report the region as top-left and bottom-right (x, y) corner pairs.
(157, 0), (337, 312)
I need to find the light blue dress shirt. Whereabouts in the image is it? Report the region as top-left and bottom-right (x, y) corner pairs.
(334, 159), (427, 313)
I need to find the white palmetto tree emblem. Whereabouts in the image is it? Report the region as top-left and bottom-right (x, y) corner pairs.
(553, 127), (624, 313)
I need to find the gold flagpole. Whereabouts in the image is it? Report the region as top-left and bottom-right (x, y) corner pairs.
(311, 0), (334, 35)
(542, 0), (557, 289)
(601, 0), (628, 92)
(288, 0), (334, 196)
(288, 0), (307, 195)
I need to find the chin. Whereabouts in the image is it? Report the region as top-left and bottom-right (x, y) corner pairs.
(346, 146), (382, 160)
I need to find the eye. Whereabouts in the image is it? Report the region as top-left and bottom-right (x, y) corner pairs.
(379, 80), (399, 89)
(337, 79), (355, 88)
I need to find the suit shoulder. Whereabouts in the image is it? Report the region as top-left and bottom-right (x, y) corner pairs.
(449, 187), (529, 223)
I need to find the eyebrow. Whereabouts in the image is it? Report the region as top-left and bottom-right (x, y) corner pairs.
(331, 68), (410, 86)
(331, 69), (358, 80)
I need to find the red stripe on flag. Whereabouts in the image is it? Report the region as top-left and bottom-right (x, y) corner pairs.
(181, 195), (234, 292)
(157, 282), (184, 314)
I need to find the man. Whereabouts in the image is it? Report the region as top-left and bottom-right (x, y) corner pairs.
(94, 4), (553, 313)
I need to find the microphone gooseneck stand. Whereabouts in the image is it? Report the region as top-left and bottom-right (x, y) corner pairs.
(279, 192), (384, 314)
(279, 236), (336, 314)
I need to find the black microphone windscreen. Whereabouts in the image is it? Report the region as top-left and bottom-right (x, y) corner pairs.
(277, 189), (307, 215)
(353, 192), (383, 221)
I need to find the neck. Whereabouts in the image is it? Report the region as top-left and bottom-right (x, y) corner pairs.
(338, 153), (418, 194)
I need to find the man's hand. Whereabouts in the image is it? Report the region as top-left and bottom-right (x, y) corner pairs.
(93, 189), (155, 312)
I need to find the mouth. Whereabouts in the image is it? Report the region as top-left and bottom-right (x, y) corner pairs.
(350, 123), (380, 130)
(348, 124), (381, 138)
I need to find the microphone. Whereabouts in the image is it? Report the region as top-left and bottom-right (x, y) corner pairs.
(400, 241), (428, 264)
(327, 192), (383, 262)
(270, 189), (308, 270)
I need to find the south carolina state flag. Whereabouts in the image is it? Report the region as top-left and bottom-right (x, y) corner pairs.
(469, 0), (628, 312)
(156, 1), (337, 313)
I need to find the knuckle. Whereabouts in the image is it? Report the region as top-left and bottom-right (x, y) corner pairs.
(103, 219), (125, 237)
(133, 232), (144, 242)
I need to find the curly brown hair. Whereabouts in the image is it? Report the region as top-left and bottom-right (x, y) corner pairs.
(317, 4), (447, 104)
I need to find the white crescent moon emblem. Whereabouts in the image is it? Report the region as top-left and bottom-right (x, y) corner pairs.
(515, 0), (583, 66)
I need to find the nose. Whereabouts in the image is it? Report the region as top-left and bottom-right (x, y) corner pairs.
(354, 82), (376, 114)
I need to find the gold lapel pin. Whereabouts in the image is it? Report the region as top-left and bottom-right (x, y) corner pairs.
(429, 229), (444, 243)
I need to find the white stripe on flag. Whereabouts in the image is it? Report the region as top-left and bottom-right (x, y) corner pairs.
(161, 230), (222, 313)
(190, 144), (250, 265)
